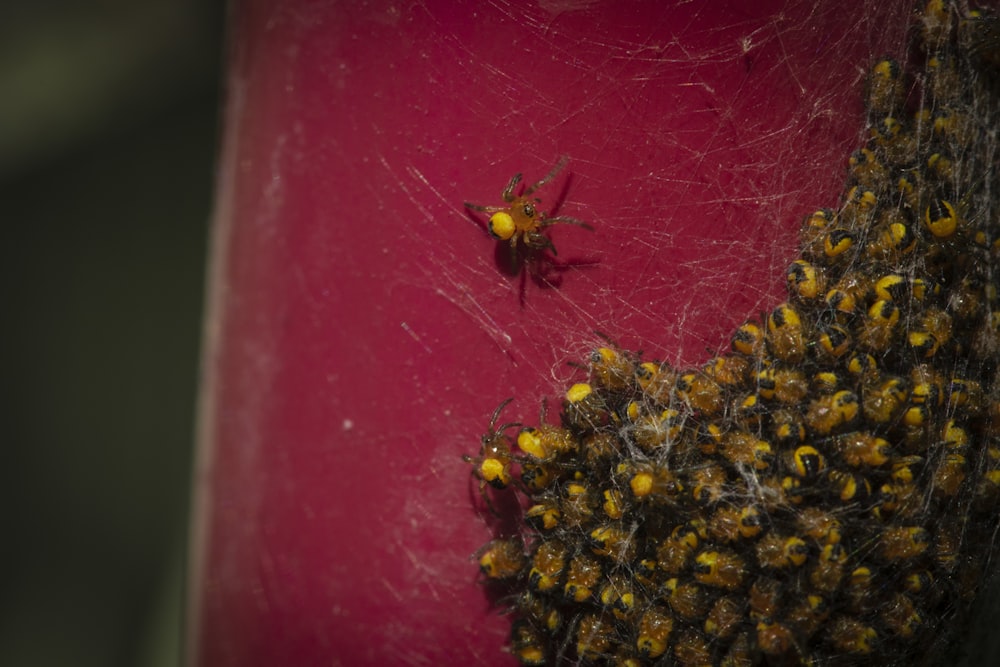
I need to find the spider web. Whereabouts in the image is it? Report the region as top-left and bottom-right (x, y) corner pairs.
(399, 1), (1000, 664)
(279, 0), (1000, 664)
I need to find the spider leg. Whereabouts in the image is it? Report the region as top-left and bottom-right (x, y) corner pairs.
(537, 397), (549, 424)
(479, 482), (503, 518)
(524, 231), (558, 256)
(523, 155), (569, 196)
(507, 236), (522, 269)
(501, 173), (523, 202)
(543, 215), (594, 231)
(489, 397), (515, 427)
(464, 202), (506, 213)
(493, 421), (522, 436)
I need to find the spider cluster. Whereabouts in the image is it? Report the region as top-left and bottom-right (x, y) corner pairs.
(465, 2), (1000, 665)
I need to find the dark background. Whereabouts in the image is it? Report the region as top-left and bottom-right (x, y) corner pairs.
(0, 2), (223, 664)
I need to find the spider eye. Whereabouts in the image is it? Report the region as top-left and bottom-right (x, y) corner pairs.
(522, 203), (536, 218)
(488, 211), (516, 240)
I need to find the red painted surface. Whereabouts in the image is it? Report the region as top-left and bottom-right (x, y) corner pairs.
(189, 1), (910, 665)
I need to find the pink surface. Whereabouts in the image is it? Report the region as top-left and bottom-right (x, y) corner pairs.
(189, 1), (911, 665)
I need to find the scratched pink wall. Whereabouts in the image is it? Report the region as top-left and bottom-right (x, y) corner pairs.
(188, 1), (911, 665)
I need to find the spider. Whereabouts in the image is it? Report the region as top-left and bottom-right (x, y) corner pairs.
(463, 398), (522, 513)
(465, 156), (593, 258)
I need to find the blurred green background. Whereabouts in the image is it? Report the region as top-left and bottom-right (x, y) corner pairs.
(0, 2), (222, 665)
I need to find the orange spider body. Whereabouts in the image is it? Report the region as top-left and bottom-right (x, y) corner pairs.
(465, 156), (592, 257)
